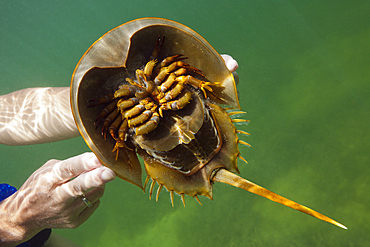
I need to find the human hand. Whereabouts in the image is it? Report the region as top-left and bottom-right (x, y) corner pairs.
(0, 152), (116, 246)
(221, 54), (239, 72)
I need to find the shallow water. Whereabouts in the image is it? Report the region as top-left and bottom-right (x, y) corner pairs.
(1, 1), (369, 246)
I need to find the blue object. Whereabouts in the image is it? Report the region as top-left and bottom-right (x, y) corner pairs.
(16, 243), (30, 247)
(0, 184), (50, 247)
(0, 183), (17, 202)
(0, 184), (31, 247)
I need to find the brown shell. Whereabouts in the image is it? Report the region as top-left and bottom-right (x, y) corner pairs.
(69, 18), (346, 229)
(139, 102), (240, 199)
(70, 18), (239, 189)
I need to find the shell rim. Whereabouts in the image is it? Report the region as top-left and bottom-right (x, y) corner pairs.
(70, 17), (239, 179)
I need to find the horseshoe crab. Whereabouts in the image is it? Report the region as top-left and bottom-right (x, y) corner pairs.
(70, 18), (346, 229)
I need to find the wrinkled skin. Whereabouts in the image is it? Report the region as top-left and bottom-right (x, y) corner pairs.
(0, 55), (238, 246)
(0, 153), (116, 246)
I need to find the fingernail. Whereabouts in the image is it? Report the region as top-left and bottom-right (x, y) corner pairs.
(100, 167), (116, 182)
(227, 59), (238, 72)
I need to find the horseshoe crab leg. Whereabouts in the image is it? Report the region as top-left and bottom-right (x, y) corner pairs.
(212, 169), (347, 229)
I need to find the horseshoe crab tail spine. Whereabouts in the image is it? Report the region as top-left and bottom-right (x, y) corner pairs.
(212, 169), (347, 230)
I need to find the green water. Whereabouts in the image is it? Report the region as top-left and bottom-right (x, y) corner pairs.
(1, 1), (369, 246)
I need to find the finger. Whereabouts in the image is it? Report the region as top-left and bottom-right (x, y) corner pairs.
(221, 54), (238, 72)
(77, 200), (100, 227)
(85, 184), (106, 202)
(51, 152), (102, 182)
(76, 184), (105, 211)
(58, 166), (116, 199)
(67, 200), (101, 229)
(69, 184), (105, 216)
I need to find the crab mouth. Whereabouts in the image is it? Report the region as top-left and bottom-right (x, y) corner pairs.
(71, 18), (346, 230)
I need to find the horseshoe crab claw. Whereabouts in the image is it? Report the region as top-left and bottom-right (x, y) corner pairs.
(71, 18), (239, 189)
(212, 169), (347, 229)
(71, 17), (346, 230)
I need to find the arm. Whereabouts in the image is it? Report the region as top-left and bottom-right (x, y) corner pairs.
(0, 55), (238, 146)
(0, 87), (80, 145)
